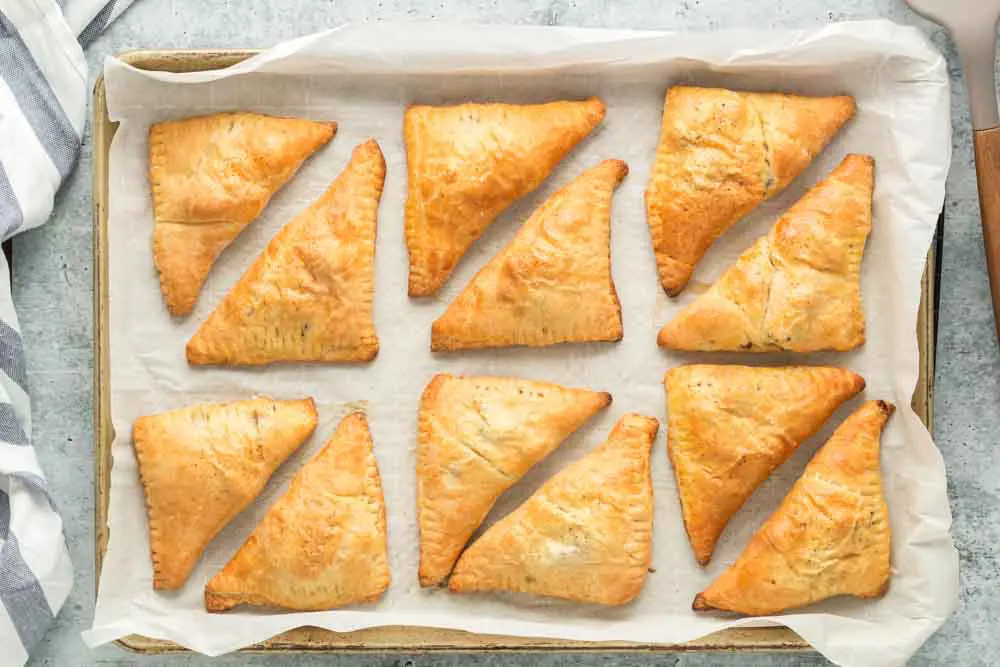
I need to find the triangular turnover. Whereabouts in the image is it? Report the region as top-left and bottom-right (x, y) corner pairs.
(658, 153), (874, 353)
(694, 400), (894, 615)
(205, 412), (390, 611)
(186, 139), (385, 366)
(417, 374), (611, 586)
(448, 413), (658, 605)
(405, 98), (606, 295)
(665, 364), (865, 565)
(132, 397), (317, 590)
(645, 87), (855, 295)
(431, 159), (626, 351)
(150, 112), (336, 315)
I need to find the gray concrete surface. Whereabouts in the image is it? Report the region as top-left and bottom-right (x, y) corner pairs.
(12, 0), (997, 665)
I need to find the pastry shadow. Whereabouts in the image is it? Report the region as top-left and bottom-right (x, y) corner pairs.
(439, 588), (642, 619)
(657, 348), (863, 372)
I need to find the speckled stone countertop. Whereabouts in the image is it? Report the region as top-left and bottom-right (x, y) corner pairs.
(17, 1), (997, 665)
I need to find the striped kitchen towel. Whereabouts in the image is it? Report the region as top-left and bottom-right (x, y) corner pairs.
(0, 0), (134, 663)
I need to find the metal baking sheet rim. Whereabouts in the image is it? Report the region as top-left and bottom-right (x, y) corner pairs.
(90, 48), (938, 655)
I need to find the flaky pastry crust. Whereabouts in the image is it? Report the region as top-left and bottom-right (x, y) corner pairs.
(132, 397), (317, 590)
(658, 154), (873, 352)
(432, 159), (626, 351)
(405, 98), (605, 296)
(449, 413), (658, 605)
(417, 374), (611, 586)
(149, 113), (335, 315)
(205, 412), (389, 611)
(644, 87), (854, 295)
(694, 400), (894, 615)
(186, 140), (385, 366)
(665, 364), (865, 564)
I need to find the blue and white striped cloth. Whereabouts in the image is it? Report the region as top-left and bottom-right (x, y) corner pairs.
(0, 0), (133, 663)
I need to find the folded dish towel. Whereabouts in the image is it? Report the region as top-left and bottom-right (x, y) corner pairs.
(0, 0), (133, 662)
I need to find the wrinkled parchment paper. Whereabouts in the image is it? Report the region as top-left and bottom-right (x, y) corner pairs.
(85, 21), (958, 667)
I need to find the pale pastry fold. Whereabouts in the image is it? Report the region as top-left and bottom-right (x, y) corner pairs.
(645, 87), (855, 295)
(186, 139), (385, 366)
(149, 112), (336, 315)
(658, 154), (874, 352)
(417, 374), (611, 586)
(665, 364), (865, 565)
(694, 400), (894, 615)
(432, 159), (626, 351)
(449, 413), (658, 605)
(205, 412), (390, 612)
(405, 97), (606, 296)
(132, 397), (317, 590)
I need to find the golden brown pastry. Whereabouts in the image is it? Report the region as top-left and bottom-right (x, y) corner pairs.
(665, 364), (865, 565)
(132, 397), (317, 590)
(149, 113), (336, 316)
(658, 154), (874, 352)
(431, 159), (626, 351)
(405, 98), (605, 296)
(204, 412), (389, 612)
(186, 139), (385, 366)
(694, 400), (894, 615)
(449, 413), (658, 605)
(417, 374), (611, 587)
(645, 87), (855, 295)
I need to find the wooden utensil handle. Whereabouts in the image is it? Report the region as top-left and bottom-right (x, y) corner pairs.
(974, 126), (1000, 343)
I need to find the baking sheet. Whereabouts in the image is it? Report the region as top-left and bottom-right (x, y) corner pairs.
(84, 21), (958, 667)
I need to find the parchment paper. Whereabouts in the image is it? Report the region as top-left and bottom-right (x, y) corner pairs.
(84, 21), (959, 667)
